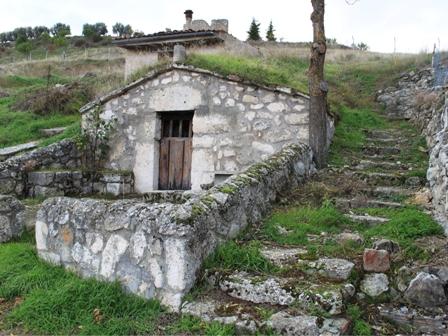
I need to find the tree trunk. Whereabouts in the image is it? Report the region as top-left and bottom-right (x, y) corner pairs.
(309, 0), (328, 168)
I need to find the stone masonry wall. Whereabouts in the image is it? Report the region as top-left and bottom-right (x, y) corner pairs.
(377, 69), (448, 232)
(82, 65), (310, 193)
(0, 140), (81, 197)
(26, 170), (134, 197)
(36, 143), (315, 311)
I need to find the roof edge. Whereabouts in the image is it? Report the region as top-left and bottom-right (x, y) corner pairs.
(79, 64), (310, 114)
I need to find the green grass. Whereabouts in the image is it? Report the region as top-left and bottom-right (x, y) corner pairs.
(167, 315), (235, 336)
(329, 106), (387, 166)
(0, 242), (164, 335)
(262, 202), (354, 246)
(347, 304), (372, 336)
(203, 240), (277, 273)
(0, 96), (79, 148)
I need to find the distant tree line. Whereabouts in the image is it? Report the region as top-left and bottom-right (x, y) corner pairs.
(0, 22), (142, 55)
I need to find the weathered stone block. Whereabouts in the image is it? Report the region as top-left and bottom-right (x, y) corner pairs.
(0, 195), (25, 243)
(363, 248), (390, 272)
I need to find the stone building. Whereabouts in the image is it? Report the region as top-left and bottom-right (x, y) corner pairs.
(113, 10), (259, 79)
(80, 63), (311, 194)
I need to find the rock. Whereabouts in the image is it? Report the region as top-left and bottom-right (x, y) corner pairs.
(341, 283), (356, 300)
(410, 188), (432, 207)
(363, 249), (390, 272)
(404, 272), (447, 308)
(298, 288), (344, 316)
(181, 299), (258, 334)
(406, 176), (422, 187)
(39, 127), (67, 137)
(360, 273), (389, 297)
(267, 311), (319, 336)
(422, 266), (448, 285)
(372, 239), (400, 255)
(0, 141), (39, 161)
(378, 305), (448, 334)
(260, 246), (307, 266)
(344, 214), (389, 226)
(320, 318), (351, 336)
(0, 91), (9, 99)
(218, 272), (294, 305)
(395, 266), (413, 292)
(335, 232), (364, 245)
(0, 195), (25, 243)
(314, 258), (355, 281)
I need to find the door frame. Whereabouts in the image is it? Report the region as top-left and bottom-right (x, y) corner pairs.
(157, 111), (194, 190)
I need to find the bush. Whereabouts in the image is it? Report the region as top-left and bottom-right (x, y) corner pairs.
(13, 81), (94, 115)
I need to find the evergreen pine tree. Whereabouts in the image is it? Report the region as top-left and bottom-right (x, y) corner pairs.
(266, 21), (276, 41)
(247, 19), (261, 41)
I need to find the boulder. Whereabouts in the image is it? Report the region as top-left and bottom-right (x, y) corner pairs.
(395, 266), (413, 292)
(320, 318), (351, 336)
(361, 273), (389, 297)
(373, 239), (400, 254)
(404, 272), (447, 308)
(335, 232), (364, 245)
(315, 258), (355, 281)
(267, 311), (319, 336)
(363, 248), (390, 272)
(0, 195), (25, 243)
(218, 272), (294, 305)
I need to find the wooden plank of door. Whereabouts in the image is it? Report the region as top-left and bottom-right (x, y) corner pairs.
(182, 139), (192, 189)
(159, 138), (170, 190)
(169, 139), (184, 190)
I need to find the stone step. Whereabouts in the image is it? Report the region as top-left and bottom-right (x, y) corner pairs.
(354, 159), (411, 171)
(181, 298), (350, 335)
(0, 141), (39, 161)
(345, 214), (390, 226)
(206, 270), (354, 316)
(364, 186), (414, 198)
(354, 171), (424, 187)
(362, 145), (401, 156)
(378, 305), (448, 334)
(363, 129), (402, 140)
(365, 137), (407, 144)
(39, 127), (67, 137)
(260, 245), (308, 266)
(360, 154), (402, 162)
(335, 197), (404, 210)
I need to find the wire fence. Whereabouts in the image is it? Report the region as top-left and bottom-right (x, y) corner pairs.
(433, 49), (448, 87)
(0, 46), (124, 65)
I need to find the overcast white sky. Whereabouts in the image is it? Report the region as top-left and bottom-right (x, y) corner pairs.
(1, 0), (447, 53)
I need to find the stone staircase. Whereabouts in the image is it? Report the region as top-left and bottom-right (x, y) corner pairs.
(180, 126), (447, 335)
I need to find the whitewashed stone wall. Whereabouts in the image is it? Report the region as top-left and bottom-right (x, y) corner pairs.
(36, 143), (314, 311)
(82, 66), (310, 193)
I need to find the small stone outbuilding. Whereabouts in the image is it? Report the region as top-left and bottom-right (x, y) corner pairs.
(80, 64), (311, 193)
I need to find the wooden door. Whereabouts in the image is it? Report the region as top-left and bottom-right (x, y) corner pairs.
(159, 112), (193, 190)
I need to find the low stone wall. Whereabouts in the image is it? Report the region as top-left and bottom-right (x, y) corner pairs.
(27, 170), (134, 197)
(377, 69), (448, 232)
(36, 143), (314, 310)
(0, 140), (81, 196)
(0, 195), (25, 243)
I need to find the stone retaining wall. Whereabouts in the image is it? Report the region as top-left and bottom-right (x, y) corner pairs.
(0, 195), (25, 243)
(27, 170), (134, 197)
(36, 143), (315, 310)
(377, 69), (448, 232)
(0, 140), (81, 196)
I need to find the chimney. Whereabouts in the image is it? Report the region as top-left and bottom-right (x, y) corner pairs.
(184, 10), (193, 29)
